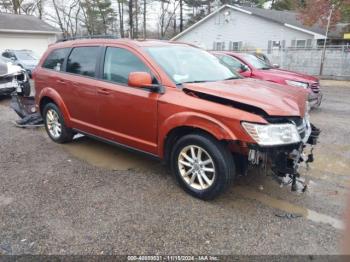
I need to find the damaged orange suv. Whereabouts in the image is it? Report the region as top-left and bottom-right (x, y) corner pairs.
(34, 39), (319, 199)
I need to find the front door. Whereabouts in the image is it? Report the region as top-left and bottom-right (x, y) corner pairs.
(97, 46), (159, 155)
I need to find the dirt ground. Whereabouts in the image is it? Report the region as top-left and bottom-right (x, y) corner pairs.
(0, 80), (349, 255)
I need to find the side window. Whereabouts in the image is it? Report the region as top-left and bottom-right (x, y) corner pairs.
(221, 55), (242, 70)
(103, 47), (151, 85)
(67, 47), (99, 77)
(43, 48), (70, 71)
(2, 52), (9, 58)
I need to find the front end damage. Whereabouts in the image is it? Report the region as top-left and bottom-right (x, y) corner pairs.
(0, 61), (43, 127)
(244, 118), (320, 192)
(183, 83), (320, 191)
(0, 61), (29, 96)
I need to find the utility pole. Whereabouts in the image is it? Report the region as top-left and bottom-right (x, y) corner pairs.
(319, 5), (334, 75)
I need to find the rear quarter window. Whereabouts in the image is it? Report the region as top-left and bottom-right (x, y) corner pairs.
(66, 47), (99, 77)
(43, 48), (70, 71)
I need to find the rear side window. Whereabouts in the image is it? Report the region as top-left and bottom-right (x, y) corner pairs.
(103, 47), (150, 84)
(43, 48), (70, 71)
(67, 47), (99, 77)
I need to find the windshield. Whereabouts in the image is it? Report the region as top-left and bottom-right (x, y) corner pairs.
(241, 54), (271, 70)
(15, 51), (38, 61)
(145, 45), (239, 84)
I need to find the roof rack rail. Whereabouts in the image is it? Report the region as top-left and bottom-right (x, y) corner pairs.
(56, 35), (118, 43)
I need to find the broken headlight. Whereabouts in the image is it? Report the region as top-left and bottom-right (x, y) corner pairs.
(242, 122), (301, 146)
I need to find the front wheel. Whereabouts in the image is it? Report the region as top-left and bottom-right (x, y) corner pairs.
(170, 133), (235, 200)
(43, 103), (73, 143)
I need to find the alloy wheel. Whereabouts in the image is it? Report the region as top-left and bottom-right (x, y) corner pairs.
(46, 109), (62, 139)
(178, 145), (216, 190)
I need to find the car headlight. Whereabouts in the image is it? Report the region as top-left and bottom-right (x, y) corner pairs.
(285, 80), (308, 89)
(242, 122), (301, 146)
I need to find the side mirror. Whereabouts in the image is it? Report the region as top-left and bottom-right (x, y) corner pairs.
(240, 64), (249, 72)
(128, 72), (152, 87)
(128, 72), (163, 93)
(273, 64), (280, 68)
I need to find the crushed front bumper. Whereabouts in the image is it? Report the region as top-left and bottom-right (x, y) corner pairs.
(247, 123), (320, 191)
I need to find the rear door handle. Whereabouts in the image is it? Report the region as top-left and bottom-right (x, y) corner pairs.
(97, 88), (111, 95)
(56, 79), (65, 84)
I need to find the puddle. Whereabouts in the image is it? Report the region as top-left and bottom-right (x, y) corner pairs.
(62, 136), (160, 171)
(236, 187), (345, 230)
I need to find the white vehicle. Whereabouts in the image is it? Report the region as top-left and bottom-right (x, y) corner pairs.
(0, 57), (30, 96)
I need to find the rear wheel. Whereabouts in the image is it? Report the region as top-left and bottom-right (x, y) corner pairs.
(170, 133), (235, 200)
(43, 103), (73, 143)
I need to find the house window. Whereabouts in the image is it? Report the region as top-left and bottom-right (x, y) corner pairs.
(229, 41), (242, 51)
(213, 42), (225, 51)
(296, 40), (306, 48)
(272, 41), (281, 48)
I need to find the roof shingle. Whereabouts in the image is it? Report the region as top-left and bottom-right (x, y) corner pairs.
(0, 13), (60, 33)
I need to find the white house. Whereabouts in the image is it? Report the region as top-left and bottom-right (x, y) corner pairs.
(172, 5), (340, 52)
(0, 13), (60, 57)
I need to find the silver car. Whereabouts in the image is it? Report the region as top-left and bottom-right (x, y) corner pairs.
(0, 57), (30, 96)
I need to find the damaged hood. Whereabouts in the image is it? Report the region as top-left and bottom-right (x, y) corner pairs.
(0, 61), (23, 77)
(183, 78), (307, 117)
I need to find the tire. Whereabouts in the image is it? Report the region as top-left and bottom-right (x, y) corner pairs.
(170, 133), (235, 200)
(22, 81), (31, 96)
(43, 102), (73, 143)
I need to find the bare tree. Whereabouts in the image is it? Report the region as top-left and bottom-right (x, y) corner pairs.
(159, 0), (179, 38)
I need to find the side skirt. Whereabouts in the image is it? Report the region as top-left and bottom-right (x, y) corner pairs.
(72, 128), (161, 161)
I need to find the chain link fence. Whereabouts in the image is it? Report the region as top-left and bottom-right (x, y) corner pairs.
(256, 46), (350, 78)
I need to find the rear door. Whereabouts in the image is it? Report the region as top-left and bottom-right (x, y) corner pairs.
(62, 46), (102, 134)
(96, 46), (159, 155)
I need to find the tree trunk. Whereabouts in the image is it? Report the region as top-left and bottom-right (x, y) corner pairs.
(118, 0), (124, 37)
(135, 0), (138, 38)
(52, 0), (65, 33)
(128, 0), (133, 38)
(143, 0), (146, 38)
(180, 0), (183, 32)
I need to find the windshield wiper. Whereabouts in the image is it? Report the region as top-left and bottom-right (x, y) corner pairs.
(223, 77), (238, 80)
(181, 80), (208, 84)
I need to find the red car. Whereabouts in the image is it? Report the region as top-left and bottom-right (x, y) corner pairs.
(212, 52), (323, 108)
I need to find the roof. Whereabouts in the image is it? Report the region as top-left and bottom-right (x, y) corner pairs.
(0, 13), (60, 34)
(50, 38), (191, 49)
(172, 5), (345, 40)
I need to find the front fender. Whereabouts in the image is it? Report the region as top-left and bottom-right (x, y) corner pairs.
(38, 87), (72, 126)
(158, 111), (237, 157)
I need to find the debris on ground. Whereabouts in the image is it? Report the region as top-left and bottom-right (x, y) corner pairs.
(275, 213), (303, 219)
(10, 93), (43, 128)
